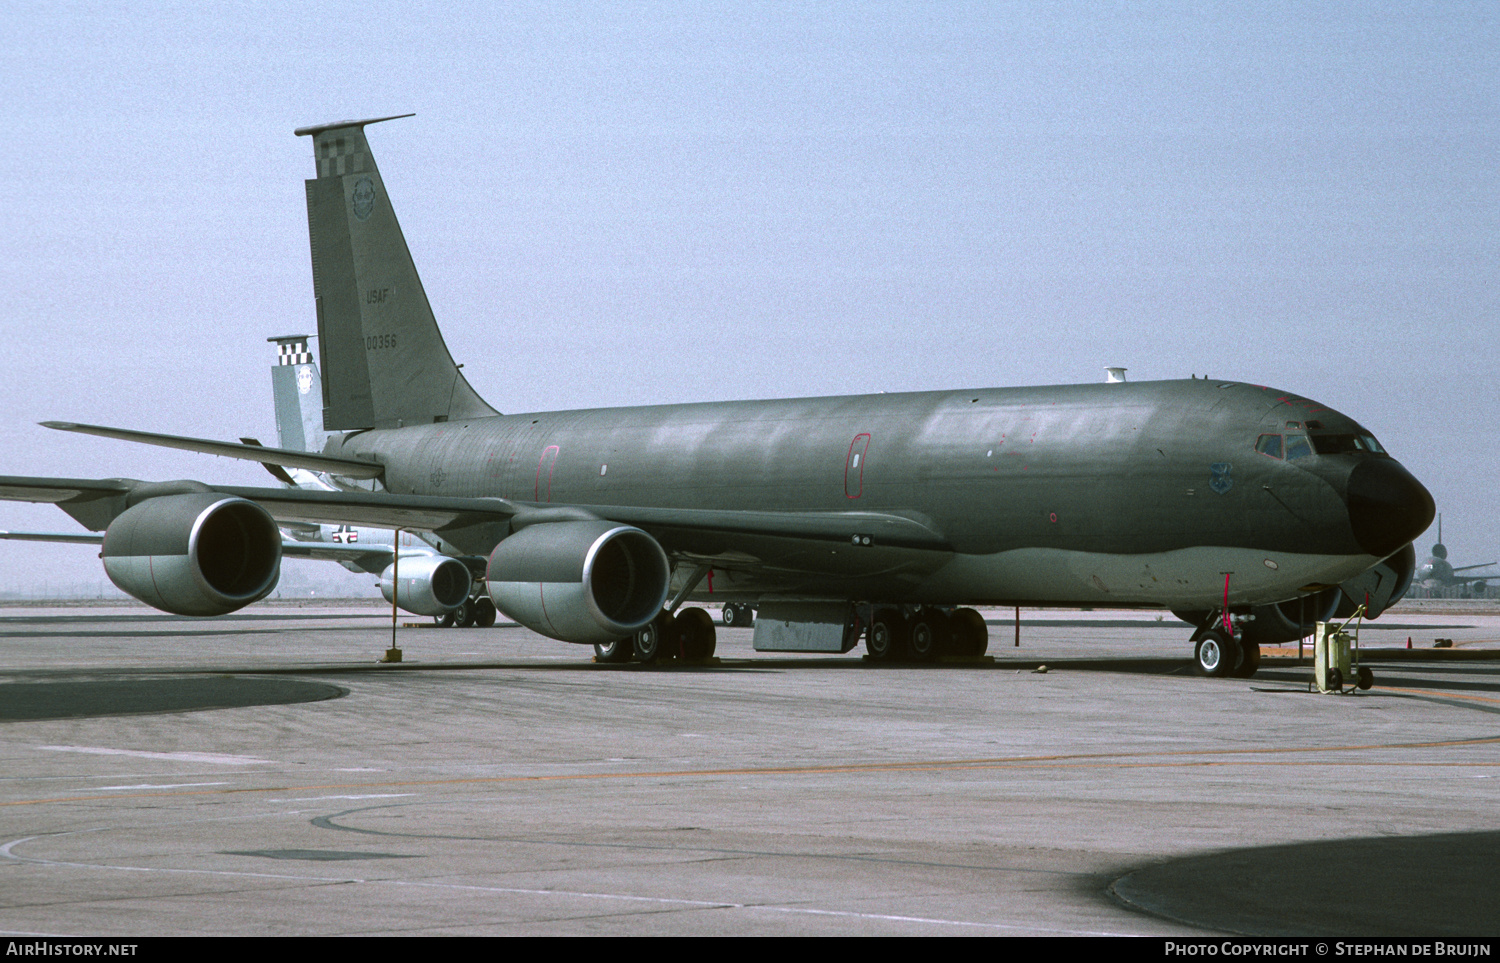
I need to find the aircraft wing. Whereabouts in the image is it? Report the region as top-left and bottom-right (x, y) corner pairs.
(0, 473), (949, 577)
(0, 529), (105, 545)
(0, 475), (520, 534)
(567, 503), (950, 551)
(537, 503), (956, 581)
(0, 476), (135, 504)
(277, 540), (394, 566)
(41, 422), (384, 480)
(0, 527), (394, 569)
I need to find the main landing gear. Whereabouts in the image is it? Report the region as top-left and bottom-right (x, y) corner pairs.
(434, 595), (498, 629)
(593, 607), (719, 665)
(720, 602), (755, 627)
(860, 606), (989, 663)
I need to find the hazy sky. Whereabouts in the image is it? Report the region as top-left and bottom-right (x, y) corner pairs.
(1, 1), (1495, 593)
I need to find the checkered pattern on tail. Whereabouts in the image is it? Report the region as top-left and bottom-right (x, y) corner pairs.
(315, 135), (370, 179)
(277, 341), (312, 366)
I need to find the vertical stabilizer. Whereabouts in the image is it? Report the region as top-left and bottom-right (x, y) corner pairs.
(296, 115), (497, 430)
(268, 334), (331, 453)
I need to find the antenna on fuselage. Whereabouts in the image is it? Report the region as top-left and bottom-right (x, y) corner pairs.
(1105, 367), (1128, 383)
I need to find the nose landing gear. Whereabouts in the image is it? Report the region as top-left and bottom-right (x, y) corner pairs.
(1187, 614), (1261, 678)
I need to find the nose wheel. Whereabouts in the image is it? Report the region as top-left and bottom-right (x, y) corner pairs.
(1194, 629), (1242, 677)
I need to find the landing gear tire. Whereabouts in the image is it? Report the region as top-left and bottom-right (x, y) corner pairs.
(451, 598), (475, 628)
(675, 607), (717, 660)
(473, 597), (497, 628)
(435, 611), (456, 628)
(633, 614), (670, 664)
(950, 607), (989, 657)
(1194, 630), (1241, 678)
(908, 611), (946, 662)
(1232, 641), (1261, 678)
(721, 602), (753, 628)
(594, 637), (634, 663)
(867, 609), (906, 662)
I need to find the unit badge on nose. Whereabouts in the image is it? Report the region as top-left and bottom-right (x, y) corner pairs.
(1209, 463), (1233, 495)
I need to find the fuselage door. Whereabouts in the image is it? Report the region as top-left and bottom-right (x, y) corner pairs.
(845, 433), (871, 499)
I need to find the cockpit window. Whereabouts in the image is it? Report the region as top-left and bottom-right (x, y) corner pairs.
(1255, 434), (1283, 458)
(1285, 434), (1313, 460)
(1310, 433), (1386, 456)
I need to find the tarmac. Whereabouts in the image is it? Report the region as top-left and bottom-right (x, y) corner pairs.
(1, 599), (1497, 937)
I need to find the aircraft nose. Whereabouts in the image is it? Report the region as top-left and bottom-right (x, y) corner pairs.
(1345, 459), (1435, 558)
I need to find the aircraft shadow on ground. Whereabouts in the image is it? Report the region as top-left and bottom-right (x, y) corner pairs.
(1108, 830), (1500, 937)
(0, 676), (347, 721)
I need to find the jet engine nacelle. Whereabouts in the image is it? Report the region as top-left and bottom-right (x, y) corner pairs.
(487, 520), (670, 644)
(378, 554), (472, 616)
(102, 493), (282, 616)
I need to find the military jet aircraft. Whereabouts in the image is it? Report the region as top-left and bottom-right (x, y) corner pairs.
(0, 114), (1434, 676)
(1414, 515), (1499, 594)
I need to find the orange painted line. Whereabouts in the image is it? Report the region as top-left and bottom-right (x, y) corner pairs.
(7, 733), (1500, 809)
(1375, 685), (1500, 706)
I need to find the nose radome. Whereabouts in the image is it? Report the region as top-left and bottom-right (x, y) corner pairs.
(1346, 459), (1436, 558)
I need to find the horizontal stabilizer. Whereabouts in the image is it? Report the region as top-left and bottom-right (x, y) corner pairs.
(293, 114), (415, 139)
(41, 422), (384, 480)
(240, 438), (298, 486)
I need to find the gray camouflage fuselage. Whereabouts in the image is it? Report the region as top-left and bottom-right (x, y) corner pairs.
(327, 377), (1418, 610)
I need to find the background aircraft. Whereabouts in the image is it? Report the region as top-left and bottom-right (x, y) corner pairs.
(1414, 515), (1500, 594)
(263, 334), (494, 626)
(0, 337), (494, 627)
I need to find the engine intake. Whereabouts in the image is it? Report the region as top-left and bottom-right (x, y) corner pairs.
(102, 493), (281, 616)
(487, 520), (670, 644)
(379, 555), (472, 616)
